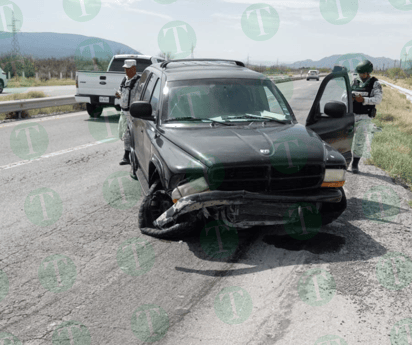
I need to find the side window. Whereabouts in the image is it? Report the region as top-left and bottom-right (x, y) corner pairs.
(142, 74), (158, 102)
(320, 76), (348, 114)
(150, 80), (161, 113)
(136, 70), (151, 99)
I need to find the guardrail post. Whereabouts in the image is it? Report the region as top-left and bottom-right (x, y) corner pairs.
(8, 72), (10, 79)
(48, 71), (51, 79)
(60, 72), (62, 79)
(17, 111), (22, 119)
(22, 71), (25, 78)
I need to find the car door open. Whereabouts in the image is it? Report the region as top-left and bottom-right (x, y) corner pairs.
(305, 71), (354, 165)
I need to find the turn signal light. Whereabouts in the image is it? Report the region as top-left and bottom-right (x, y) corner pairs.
(321, 181), (345, 188)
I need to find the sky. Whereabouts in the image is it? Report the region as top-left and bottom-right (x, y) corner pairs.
(4, 0), (412, 64)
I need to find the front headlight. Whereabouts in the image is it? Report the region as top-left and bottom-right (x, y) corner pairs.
(171, 177), (209, 203)
(321, 169), (346, 188)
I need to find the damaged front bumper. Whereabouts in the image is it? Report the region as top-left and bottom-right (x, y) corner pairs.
(153, 188), (343, 229)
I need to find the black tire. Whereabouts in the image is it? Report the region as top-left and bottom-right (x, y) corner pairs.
(86, 103), (103, 118)
(139, 180), (193, 239)
(306, 79), (309, 81)
(0, 80), (4, 94)
(320, 187), (347, 226)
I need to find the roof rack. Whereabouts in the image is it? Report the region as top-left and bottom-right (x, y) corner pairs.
(160, 59), (245, 69)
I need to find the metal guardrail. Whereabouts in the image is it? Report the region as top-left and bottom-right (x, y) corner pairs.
(0, 95), (77, 114)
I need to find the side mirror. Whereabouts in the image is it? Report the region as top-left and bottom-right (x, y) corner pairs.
(130, 101), (154, 120)
(324, 101), (346, 118)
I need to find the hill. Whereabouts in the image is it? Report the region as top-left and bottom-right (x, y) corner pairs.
(0, 32), (141, 59)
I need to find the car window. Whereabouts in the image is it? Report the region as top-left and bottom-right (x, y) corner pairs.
(320, 77), (348, 113)
(150, 79), (161, 113)
(136, 70), (151, 99)
(142, 74), (159, 102)
(109, 58), (152, 72)
(163, 79), (293, 123)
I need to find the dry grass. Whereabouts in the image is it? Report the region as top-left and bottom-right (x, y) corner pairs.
(368, 86), (412, 193)
(6, 77), (75, 88)
(375, 74), (412, 90)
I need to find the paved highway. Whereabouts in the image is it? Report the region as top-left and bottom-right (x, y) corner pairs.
(1, 78), (412, 345)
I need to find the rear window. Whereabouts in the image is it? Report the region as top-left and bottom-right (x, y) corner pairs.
(108, 58), (152, 72)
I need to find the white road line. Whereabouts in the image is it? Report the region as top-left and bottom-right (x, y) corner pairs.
(0, 112), (87, 129)
(0, 138), (116, 171)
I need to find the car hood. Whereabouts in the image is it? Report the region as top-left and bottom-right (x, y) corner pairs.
(162, 123), (339, 169)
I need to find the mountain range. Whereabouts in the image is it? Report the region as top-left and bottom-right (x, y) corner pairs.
(284, 54), (396, 70)
(0, 32), (141, 59)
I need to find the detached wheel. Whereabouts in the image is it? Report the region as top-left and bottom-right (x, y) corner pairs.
(0, 80), (4, 94)
(139, 180), (193, 239)
(86, 103), (103, 118)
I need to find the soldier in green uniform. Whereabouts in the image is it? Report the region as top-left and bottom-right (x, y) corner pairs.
(349, 60), (383, 173)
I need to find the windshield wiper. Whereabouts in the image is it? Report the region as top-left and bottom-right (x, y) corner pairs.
(164, 117), (206, 122)
(208, 119), (235, 126)
(244, 113), (290, 124)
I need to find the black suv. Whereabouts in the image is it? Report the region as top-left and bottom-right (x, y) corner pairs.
(128, 59), (354, 238)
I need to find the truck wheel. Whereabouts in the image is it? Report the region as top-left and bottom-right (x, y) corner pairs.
(86, 103), (103, 118)
(320, 187), (347, 226)
(139, 180), (193, 239)
(0, 80), (4, 94)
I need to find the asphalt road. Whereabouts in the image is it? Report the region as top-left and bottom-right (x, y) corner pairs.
(1, 78), (412, 345)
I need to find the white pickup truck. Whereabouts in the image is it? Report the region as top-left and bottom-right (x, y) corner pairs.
(75, 54), (164, 117)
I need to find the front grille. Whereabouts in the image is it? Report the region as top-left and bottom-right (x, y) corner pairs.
(208, 165), (323, 192)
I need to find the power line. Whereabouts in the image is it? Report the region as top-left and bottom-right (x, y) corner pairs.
(7, 11), (21, 57)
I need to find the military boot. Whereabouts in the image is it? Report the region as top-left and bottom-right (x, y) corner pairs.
(351, 157), (360, 174)
(119, 150), (131, 165)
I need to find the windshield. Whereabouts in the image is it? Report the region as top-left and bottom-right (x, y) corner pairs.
(162, 78), (294, 124)
(108, 58), (152, 72)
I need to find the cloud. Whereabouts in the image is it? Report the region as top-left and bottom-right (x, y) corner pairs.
(101, 0), (173, 20)
(221, 0), (319, 9)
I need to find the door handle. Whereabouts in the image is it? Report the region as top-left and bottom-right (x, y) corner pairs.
(347, 126), (354, 134)
(99, 82), (106, 85)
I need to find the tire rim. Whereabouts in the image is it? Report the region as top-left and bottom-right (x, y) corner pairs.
(147, 191), (173, 225)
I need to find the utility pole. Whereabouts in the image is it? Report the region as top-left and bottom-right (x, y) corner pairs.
(7, 12), (21, 57)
